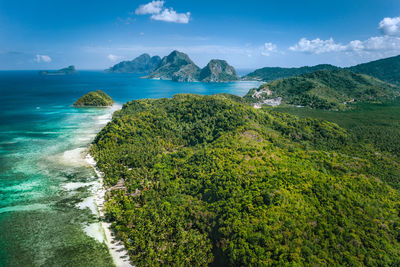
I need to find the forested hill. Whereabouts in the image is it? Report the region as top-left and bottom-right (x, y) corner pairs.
(245, 69), (399, 110)
(348, 55), (400, 86)
(244, 54), (400, 85)
(243, 64), (339, 82)
(90, 93), (400, 266)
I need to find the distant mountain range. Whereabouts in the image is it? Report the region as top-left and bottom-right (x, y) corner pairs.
(146, 50), (239, 82)
(146, 50), (200, 82)
(243, 55), (400, 86)
(245, 69), (400, 110)
(105, 54), (161, 74)
(39, 65), (77, 75)
(147, 50), (239, 82)
(107, 50), (239, 82)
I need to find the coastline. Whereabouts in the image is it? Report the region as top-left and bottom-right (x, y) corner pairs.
(85, 153), (133, 267)
(73, 103), (132, 267)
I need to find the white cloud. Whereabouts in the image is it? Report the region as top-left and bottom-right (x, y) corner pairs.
(34, 54), (52, 63)
(379, 16), (400, 36)
(150, 8), (190, 23)
(135, 1), (164, 15)
(261, 42), (277, 56)
(290, 35), (400, 57)
(289, 38), (347, 54)
(360, 36), (400, 51)
(290, 16), (400, 57)
(135, 1), (190, 24)
(107, 54), (122, 62)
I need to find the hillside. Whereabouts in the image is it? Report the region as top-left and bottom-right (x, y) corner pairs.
(348, 55), (400, 86)
(73, 90), (114, 107)
(242, 64), (339, 82)
(105, 54), (161, 74)
(245, 69), (399, 109)
(90, 94), (400, 266)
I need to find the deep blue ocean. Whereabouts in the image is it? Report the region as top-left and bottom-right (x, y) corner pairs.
(0, 71), (260, 266)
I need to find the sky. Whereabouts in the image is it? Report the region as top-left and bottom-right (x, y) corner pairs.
(0, 0), (400, 70)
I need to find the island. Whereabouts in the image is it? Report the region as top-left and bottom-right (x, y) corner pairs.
(73, 90), (114, 107)
(146, 50), (239, 82)
(39, 65), (77, 75)
(90, 93), (400, 266)
(105, 53), (161, 74)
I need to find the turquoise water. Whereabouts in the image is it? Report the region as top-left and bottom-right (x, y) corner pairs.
(0, 71), (259, 266)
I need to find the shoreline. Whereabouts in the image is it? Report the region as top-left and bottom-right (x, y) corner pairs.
(74, 103), (132, 267)
(85, 153), (133, 267)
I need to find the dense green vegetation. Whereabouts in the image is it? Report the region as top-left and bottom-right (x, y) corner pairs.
(243, 54), (400, 86)
(90, 94), (400, 266)
(245, 69), (399, 110)
(348, 55), (400, 86)
(273, 99), (400, 161)
(243, 64), (339, 81)
(73, 90), (114, 107)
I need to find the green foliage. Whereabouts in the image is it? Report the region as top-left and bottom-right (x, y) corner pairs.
(243, 64), (339, 81)
(74, 90), (114, 107)
(91, 94), (400, 266)
(245, 69), (399, 110)
(244, 54), (400, 87)
(348, 54), (400, 86)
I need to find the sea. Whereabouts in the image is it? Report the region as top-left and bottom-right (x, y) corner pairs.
(0, 70), (260, 267)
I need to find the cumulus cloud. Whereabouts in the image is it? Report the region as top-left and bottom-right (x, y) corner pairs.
(290, 16), (400, 57)
(151, 8), (190, 24)
(289, 38), (347, 54)
(107, 54), (122, 62)
(379, 16), (400, 36)
(290, 35), (400, 55)
(135, 1), (164, 15)
(135, 1), (190, 23)
(34, 54), (52, 63)
(359, 36), (400, 52)
(261, 42), (277, 56)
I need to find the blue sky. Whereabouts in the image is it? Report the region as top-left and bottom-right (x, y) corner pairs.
(1, 0), (400, 70)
